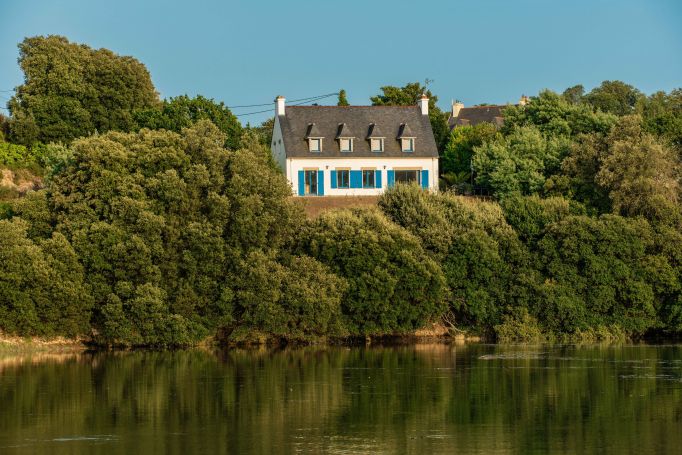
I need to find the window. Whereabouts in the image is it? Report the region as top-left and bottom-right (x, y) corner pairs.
(370, 138), (384, 152)
(304, 170), (318, 195)
(362, 169), (376, 188)
(309, 138), (321, 152)
(401, 138), (414, 152)
(340, 138), (353, 152)
(336, 169), (350, 188)
(394, 170), (420, 184)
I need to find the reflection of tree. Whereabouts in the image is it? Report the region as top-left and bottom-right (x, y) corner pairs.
(0, 345), (680, 454)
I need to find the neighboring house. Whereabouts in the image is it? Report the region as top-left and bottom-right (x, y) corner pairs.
(448, 96), (529, 129)
(271, 95), (439, 196)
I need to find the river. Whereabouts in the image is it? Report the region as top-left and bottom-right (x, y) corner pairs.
(1, 343), (680, 454)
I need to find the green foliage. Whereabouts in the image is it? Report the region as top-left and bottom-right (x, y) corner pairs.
(0, 218), (93, 337)
(232, 252), (347, 341)
(585, 80), (644, 116)
(298, 208), (447, 335)
(8, 35), (159, 145)
(0, 142), (34, 166)
(535, 215), (668, 335)
(441, 123), (499, 179)
(379, 185), (534, 330)
(133, 94), (243, 150)
(473, 126), (572, 197)
(503, 89), (617, 137)
(562, 84), (585, 105)
(638, 88), (682, 154)
(337, 89), (349, 106)
(40, 120), (303, 346)
(370, 81), (449, 149)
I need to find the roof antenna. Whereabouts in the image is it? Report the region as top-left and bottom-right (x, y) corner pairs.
(423, 78), (434, 95)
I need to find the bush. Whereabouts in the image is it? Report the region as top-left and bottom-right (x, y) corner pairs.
(0, 218), (93, 337)
(298, 207), (447, 335)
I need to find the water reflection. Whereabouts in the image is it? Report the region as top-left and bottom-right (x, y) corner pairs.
(1, 344), (680, 454)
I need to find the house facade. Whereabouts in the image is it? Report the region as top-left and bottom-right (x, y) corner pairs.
(271, 95), (439, 196)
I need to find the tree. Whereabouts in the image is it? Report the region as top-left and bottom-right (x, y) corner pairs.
(44, 120), (312, 346)
(638, 88), (682, 156)
(585, 80), (644, 116)
(370, 81), (450, 150)
(472, 126), (572, 198)
(0, 218), (93, 337)
(379, 185), (536, 330)
(562, 84), (585, 105)
(441, 123), (500, 185)
(8, 35), (159, 145)
(337, 89), (349, 106)
(595, 116), (680, 225)
(245, 117), (274, 147)
(298, 208), (447, 335)
(133, 95), (243, 150)
(503, 89), (617, 137)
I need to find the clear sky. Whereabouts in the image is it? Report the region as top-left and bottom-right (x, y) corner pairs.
(1, 0), (681, 124)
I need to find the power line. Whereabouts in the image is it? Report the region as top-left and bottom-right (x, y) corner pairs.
(234, 93), (338, 117)
(228, 92), (338, 109)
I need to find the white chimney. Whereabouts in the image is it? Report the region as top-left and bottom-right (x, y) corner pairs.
(418, 94), (429, 116)
(275, 95), (285, 116)
(451, 100), (464, 117)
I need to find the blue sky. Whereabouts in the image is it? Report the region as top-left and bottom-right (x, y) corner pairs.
(1, 0), (681, 124)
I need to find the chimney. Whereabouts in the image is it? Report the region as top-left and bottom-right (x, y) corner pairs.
(451, 100), (464, 117)
(418, 94), (429, 116)
(519, 95), (529, 106)
(275, 95), (286, 116)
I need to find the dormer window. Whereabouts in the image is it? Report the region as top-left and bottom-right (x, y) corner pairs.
(340, 138), (353, 152)
(309, 138), (321, 152)
(305, 123), (323, 153)
(401, 138), (414, 152)
(371, 138), (384, 152)
(336, 123), (354, 153)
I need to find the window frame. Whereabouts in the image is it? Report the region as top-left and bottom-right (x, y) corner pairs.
(401, 138), (415, 153)
(336, 169), (350, 189)
(394, 169), (421, 185)
(308, 138), (322, 152)
(339, 137), (353, 152)
(362, 169), (376, 189)
(370, 138), (384, 153)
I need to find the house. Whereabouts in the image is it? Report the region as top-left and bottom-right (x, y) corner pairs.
(448, 96), (529, 129)
(270, 95), (439, 196)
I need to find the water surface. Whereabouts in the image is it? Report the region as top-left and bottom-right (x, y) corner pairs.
(1, 344), (680, 454)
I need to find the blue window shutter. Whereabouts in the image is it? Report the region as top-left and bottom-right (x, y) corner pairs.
(421, 170), (429, 189)
(350, 170), (362, 189)
(330, 169), (337, 189)
(375, 170), (382, 188)
(298, 170), (305, 196)
(318, 170), (324, 196)
(387, 170), (395, 188)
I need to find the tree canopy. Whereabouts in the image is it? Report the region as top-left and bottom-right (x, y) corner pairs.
(8, 35), (159, 145)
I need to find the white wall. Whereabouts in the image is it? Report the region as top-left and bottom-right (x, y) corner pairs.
(271, 116), (286, 171)
(287, 156), (439, 196)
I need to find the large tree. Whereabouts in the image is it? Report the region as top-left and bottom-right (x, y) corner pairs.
(585, 80), (644, 116)
(370, 82), (450, 150)
(8, 35), (159, 145)
(133, 95), (243, 150)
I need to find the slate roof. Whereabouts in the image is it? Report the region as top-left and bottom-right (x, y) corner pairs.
(449, 105), (506, 129)
(305, 123), (322, 138)
(278, 106), (438, 158)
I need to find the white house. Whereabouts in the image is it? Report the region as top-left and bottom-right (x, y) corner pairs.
(270, 95), (439, 196)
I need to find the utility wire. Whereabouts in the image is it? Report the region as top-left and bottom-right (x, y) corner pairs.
(227, 92), (338, 109)
(234, 93), (338, 117)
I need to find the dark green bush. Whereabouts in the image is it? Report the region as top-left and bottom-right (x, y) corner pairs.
(298, 207), (447, 336)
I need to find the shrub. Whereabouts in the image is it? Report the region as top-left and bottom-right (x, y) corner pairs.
(298, 207), (447, 335)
